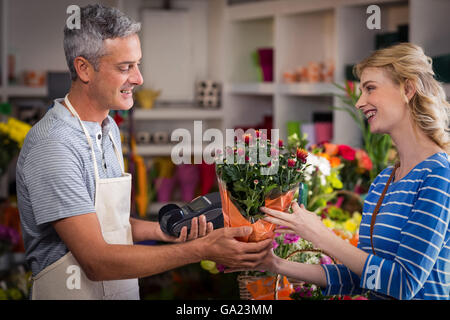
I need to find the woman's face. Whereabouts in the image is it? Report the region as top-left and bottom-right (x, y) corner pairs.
(355, 67), (411, 135)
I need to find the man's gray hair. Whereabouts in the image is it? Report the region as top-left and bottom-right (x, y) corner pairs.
(64, 4), (141, 80)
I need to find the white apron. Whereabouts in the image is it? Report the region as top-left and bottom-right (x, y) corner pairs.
(31, 95), (139, 300)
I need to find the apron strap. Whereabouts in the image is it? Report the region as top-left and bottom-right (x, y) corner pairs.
(108, 131), (126, 174)
(370, 162), (400, 255)
(64, 94), (126, 178)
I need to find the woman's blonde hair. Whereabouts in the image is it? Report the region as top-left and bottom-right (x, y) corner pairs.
(354, 43), (450, 153)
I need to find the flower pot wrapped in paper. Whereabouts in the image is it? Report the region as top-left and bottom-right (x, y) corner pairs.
(215, 131), (309, 242)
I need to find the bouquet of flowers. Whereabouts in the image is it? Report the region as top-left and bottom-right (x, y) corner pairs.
(215, 130), (309, 242)
(0, 117), (31, 176)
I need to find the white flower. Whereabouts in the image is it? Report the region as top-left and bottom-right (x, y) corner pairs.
(305, 153), (331, 177)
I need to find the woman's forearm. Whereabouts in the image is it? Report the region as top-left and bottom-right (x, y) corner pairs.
(315, 230), (369, 277)
(272, 256), (328, 288)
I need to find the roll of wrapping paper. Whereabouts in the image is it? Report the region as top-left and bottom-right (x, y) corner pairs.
(218, 178), (297, 242)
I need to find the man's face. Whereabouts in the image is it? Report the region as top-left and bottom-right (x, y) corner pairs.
(90, 34), (143, 111)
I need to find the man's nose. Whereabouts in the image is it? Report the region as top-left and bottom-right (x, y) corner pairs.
(130, 65), (144, 86)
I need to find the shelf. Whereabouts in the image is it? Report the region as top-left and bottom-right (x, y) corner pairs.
(133, 108), (224, 120)
(225, 82), (274, 95)
(227, 0), (278, 21)
(279, 82), (340, 96)
(0, 85), (48, 97)
(136, 144), (205, 157)
(136, 144), (175, 156)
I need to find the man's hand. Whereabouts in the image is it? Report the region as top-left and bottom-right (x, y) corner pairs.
(201, 226), (273, 269)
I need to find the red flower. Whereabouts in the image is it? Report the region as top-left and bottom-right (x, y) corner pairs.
(346, 80), (355, 97)
(278, 139), (284, 148)
(355, 149), (373, 171)
(338, 144), (356, 161)
(243, 133), (252, 144)
(287, 158), (297, 167)
(296, 148), (308, 163)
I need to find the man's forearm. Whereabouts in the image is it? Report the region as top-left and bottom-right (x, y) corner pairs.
(88, 239), (204, 281)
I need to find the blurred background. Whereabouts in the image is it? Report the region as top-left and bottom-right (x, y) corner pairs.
(0, 0), (449, 300)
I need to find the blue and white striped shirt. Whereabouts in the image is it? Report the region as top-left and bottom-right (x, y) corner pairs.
(322, 152), (450, 300)
(16, 99), (124, 277)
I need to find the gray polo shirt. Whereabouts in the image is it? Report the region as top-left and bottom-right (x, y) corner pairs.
(16, 98), (125, 277)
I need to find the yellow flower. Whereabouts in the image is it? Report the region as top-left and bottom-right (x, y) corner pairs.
(352, 212), (362, 225)
(322, 218), (335, 229)
(200, 260), (216, 271)
(344, 219), (358, 233)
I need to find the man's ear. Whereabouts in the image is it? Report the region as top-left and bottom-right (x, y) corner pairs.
(404, 79), (416, 102)
(73, 56), (94, 83)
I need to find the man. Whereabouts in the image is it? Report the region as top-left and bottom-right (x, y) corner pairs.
(16, 4), (271, 300)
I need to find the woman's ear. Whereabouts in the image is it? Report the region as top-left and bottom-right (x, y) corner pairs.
(73, 56), (93, 84)
(404, 79), (416, 102)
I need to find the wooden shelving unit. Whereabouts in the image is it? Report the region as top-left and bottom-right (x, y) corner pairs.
(222, 0), (450, 147)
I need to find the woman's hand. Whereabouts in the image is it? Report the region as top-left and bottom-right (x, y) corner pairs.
(157, 215), (214, 243)
(261, 202), (329, 246)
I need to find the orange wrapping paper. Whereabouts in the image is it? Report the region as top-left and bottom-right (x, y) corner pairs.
(246, 276), (294, 300)
(218, 179), (297, 242)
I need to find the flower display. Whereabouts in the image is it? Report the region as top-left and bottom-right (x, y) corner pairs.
(319, 205), (362, 247)
(0, 117), (31, 175)
(320, 142), (373, 194)
(302, 151), (343, 213)
(0, 224), (20, 256)
(215, 130), (309, 242)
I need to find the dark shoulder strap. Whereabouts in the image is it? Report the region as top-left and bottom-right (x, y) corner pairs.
(370, 162), (400, 255)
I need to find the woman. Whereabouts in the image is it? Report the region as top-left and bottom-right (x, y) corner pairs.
(261, 43), (450, 300)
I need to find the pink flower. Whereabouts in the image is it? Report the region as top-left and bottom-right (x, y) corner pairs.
(254, 179), (259, 185)
(272, 240), (279, 250)
(320, 256), (333, 265)
(283, 233), (300, 244)
(270, 148), (279, 157)
(237, 148), (245, 156)
(287, 158), (297, 167)
(216, 264), (226, 272)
